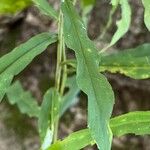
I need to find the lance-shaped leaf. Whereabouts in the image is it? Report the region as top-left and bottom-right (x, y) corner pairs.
(60, 75), (79, 116)
(0, 0), (31, 14)
(142, 0), (150, 31)
(48, 111), (150, 150)
(109, 0), (131, 47)
(100, 44), (150, 79)
(110, 111), (150, 136)
(62, 1), (114, 150)
(32, 0), (58, 20)
(48, 129), (94, 150)
(38, 88), (60, 150)
(0, 32), (57, 101)
(7, 81), (40, 117)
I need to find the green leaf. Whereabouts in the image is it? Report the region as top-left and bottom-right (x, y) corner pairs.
(110, 111), (150, 136)
(38, 88), (60, 149)
(32, 0), (58, 20)
(60, 75), (79, 116)
(7, 81), (40, 117)
(0, 32), (57, 102)
(48, 129), (94, 150)
(0, 0), (31, 14)
(142, 0), (150, 31)
(100, 44), (150, 79)
(109, 0), (131, 46)
(62, 1), (114, 150)
(48, 111), (150, 150)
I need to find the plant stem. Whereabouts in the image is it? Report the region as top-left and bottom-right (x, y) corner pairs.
(53, 10), (64, 143)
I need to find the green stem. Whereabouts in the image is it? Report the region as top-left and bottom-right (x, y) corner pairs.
(53, 10), (64, 143)
(60, 38), (67, 95)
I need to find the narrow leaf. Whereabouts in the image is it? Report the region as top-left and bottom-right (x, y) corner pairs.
(32, 0), (58, 20)
(49, 111), (150, 150)
(60, 75), (79, 116)
(110, 111), (150, 136)
(48, 129), (94, 150)
(7, 81), (40, 117)
(62, 1), (114, 150)
(100, 44), (150, 79)
(0, 32), (57, 101)
(142, 0), (150, 31)
(38, 88), (60, 149)
(109, 0), (131, 46)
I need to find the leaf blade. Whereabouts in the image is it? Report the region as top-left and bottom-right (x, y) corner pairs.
(32, 0), (58, 20)
(109, 0), (131, 46)
(100, 44), (150, 79)
(0, 32), (57, 101)
(142, 0), (150, 31)
(7, 81), (40, 117)
(48, 111), (150, 150)
(62, 1), (114, 150)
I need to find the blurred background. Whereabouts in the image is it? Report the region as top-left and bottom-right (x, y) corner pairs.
(0, 0), (150, 149)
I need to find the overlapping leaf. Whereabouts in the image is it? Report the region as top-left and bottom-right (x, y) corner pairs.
(62, 1), (114, 150)
(48, 129), (94, 150)
(0, 0), (31, 14)
(7, 81), (40, 117)
(0, 32), (57, 101)
(38, 88), (60, 150)
(142, 0), (150, 31)
(49, 111), (150, 150)
(100, 44), (150, 79)
(60, 75), (79, 116)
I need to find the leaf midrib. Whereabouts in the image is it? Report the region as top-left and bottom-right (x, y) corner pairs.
(65, 1), (101, 115)
(0, 35), (52, 75)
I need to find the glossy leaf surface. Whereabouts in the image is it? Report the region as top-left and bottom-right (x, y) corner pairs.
(62, 1), (114, 150)
(0, 32), (57, 101)
(7, 81), (40, 117)
(100, 44), (150, 79)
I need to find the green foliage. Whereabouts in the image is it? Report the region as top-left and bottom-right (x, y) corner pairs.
(100, 44), (150, 79)
(49, 111), (150, 149)
(60, 75), (79, 116)
(0, 32), (57, 101)
(0, 0), (31, 14)
(32, 0), (58, 20)
(110, 111), (150, 136)
(39, 88), (60, 150)
(48, 129), (94, 150)
(61, 1), (114, 150)
(0, 0), (150, 150)
(142, 0), (150, 31)
(7, 81), (40, 117)
(109, 0), (131, 47)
